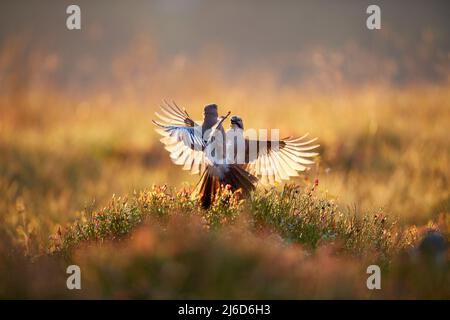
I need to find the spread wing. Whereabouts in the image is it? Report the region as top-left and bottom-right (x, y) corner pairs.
(152, 100), (210, 174)
(244, 133), (319, 185)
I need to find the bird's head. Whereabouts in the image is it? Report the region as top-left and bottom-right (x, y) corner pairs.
(230, 115), (244, 130)
(204, 103), (218, 117)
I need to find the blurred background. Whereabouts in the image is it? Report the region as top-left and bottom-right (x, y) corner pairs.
(1, 0), (450, 89)
(0, 0), (449, 253)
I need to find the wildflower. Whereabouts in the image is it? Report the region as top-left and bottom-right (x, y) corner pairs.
(314, 178), (319, 187)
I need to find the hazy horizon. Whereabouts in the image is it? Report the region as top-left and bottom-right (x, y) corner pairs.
(1, 0), (449, 92)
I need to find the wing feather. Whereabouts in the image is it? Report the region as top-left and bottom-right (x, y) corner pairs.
(152, 101), (208, 174)
(244, 133), (319, 185)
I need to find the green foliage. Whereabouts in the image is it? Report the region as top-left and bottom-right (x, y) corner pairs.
(250, 184), (404, 261)
(54, 184), (416, 264)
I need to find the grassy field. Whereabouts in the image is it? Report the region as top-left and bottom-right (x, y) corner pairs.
(0, 39), (449, 298)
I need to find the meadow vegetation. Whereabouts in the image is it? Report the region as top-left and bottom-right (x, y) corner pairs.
(0, 37), (449, 298)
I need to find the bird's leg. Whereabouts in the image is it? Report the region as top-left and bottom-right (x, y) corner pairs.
(217, 111), (231, 126)
(212, 111), (230, 133)
(206, 112), (231, 145)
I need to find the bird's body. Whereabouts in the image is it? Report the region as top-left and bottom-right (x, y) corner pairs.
(152, 101), (319, 208)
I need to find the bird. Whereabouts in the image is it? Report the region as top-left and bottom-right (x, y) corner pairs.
(152, 101), (319, 208)
(226, 115), (320, 185)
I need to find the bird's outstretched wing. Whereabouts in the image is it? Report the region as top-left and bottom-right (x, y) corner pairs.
(244, 133), (319, 185)
(152, 100), (210, 174)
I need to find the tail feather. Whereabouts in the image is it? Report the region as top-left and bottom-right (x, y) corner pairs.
(224, 165), (257, 196)
(194, 169), (217, 208)
(192, 164), (257, 209)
